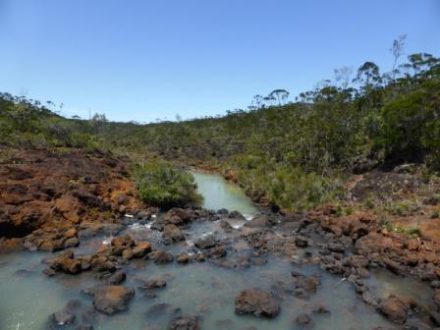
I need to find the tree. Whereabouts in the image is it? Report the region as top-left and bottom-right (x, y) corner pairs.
(269, 89), (290, 106)
(355, 62), (382, 89)
(390, 35), (406, 80)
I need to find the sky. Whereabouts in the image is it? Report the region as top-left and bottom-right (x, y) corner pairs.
(0, 0), (439, 122)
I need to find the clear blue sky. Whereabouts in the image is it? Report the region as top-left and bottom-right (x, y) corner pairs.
(1, 0), (439, 122)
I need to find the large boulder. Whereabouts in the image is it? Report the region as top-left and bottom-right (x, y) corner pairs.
(163, 208), (196, 225)
(163, 224), (185, 243)
(378, 295), (408, 324)
(87, 285), (135, 315)
(194, 235), (217, 249)
(234, 289), (280, 318)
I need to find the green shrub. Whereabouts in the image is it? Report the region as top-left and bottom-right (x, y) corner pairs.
(386, 200), (421, 216)
(133, 162), (203, 209)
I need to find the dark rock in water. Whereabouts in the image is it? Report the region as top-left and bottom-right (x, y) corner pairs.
(50, 309), (76, 326)
(234, 288), (280, 318)
(164, 208), (196, 225)
(207, 245), (227, 259)
(244, 215), (270, 228)
(132, 241), (152, 258)
(149, 250), (174, 264)
(163, 224), (185, 243)
(217, 208), (229, 215)
(294, 236), (309, 248)
(430, 280), (440, 289)
(146, 303), (171, 318)
(139, 278), (167, 289)
(105, 271), (126, 285)
(431, 312), (440, 326)
(228, 211), (245, 220)
(294, 275), (320, 295)
(377, 295), (408, 324)
(86, 285), (135, 315)
(168, 315), (200, 330)
(312, 304), (330, 314)
(65, 299), (82, 312)
(177, 253), (191, 264)
(295, 313), (312, 327)
(194, 235), (217, 249)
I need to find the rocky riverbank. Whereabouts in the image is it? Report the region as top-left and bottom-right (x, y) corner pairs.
(0, 148), (440, 329)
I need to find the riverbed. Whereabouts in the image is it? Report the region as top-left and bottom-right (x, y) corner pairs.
(0, 172), (435, 329)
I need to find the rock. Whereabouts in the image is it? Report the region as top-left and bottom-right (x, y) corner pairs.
(87, 285), (135, 315)
(229, 211), (245, 220)
(50, 309), (76, 326)
(295, 236), (309, 248)
(194, 235), (217, 249)
(149, 250), (174, 264)
(430, 281), (440, 289)
(378, 295), (408, 324)
(168, 315), (200, 330)
(139, 278), (167, 289)
(122, 248), (134, 260)
(434, 290), (440, 307)
(234, 289), (280, 318)
(132, 241), (152, 258)
(312, 304), (330, 314)
(177, 253), (190, 264)
(47, 251), (83, 275)
(164, 208), (196, 225)
(207, 245), (226, 259)
(294, 275), (320, 294)
(106, 271), (126, 285)
(163, 224), (185, 243)
(431, 312), (440, 326)
(295, 313), (311, 327)
(64, 237), (80, 248)
(90, 255), (116, 272)
(146, 303), (171, 318)
(111, 235), (135, 256)
(244, 215), (270, 228)
(64, 228), (77, 239)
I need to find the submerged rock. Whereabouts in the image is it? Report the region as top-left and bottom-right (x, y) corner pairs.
(86, 285), (135, 315)
(50, 309), (76, 326)
(234, 288), (280, 318)
(149, 250), (174, 264)
(377, 295), (408, 324)
(194, 235), (217, 249)
(139, 278), (167, 289)
(168, 315), (200, 330)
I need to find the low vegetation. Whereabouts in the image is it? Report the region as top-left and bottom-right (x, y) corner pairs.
(132, 161), (203, 210)
(1, 45), (439, 212)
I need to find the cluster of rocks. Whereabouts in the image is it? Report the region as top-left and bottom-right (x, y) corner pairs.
(43, 235), (151, 276)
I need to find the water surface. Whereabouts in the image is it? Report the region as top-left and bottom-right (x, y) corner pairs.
(192, 171), (258, 219)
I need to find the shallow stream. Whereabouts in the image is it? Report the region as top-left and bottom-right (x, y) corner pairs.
(0, 172), (434, 329)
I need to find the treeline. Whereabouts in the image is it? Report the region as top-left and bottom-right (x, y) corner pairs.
(1, 50), (439, 211)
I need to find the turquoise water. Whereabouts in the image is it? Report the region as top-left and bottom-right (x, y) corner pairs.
(192, 171), (258, 219)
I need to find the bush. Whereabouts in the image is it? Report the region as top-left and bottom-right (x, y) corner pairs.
(133, 162), (203, 209)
